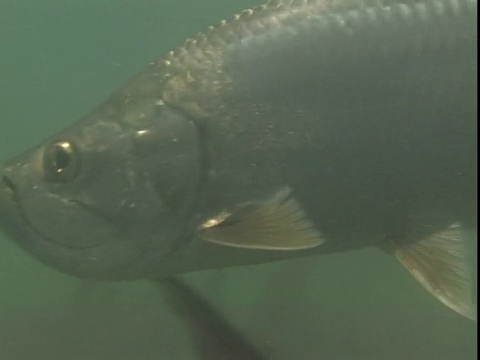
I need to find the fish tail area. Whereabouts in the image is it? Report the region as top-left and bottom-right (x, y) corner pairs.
(390, 223), (476, 320)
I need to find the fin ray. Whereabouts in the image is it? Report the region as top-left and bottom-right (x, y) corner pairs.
(199, 187), (324, 250)
(393, 223), (476, 320)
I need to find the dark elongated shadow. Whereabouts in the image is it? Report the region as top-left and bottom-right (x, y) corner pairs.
(154, 277), (268, 360)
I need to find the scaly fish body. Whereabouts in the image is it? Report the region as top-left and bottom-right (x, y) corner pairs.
(0, 0), (477, 319)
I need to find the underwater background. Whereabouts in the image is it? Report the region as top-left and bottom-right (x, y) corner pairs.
(0, 1), (476, 359)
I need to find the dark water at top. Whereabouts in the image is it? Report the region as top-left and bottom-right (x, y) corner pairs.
(0, 1), (476, 359)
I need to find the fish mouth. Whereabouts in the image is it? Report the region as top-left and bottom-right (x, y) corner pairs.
(0, 175), (16, 199)
(0, 175), (106, 250)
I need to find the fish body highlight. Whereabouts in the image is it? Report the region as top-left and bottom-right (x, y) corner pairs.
(0, 0), (477, 319)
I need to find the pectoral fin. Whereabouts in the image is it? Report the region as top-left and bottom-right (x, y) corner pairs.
(391, 223), (476, 320)
(199, 187), (324, 250)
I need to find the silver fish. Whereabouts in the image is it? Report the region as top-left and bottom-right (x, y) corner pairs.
(0, 0), (477, 320)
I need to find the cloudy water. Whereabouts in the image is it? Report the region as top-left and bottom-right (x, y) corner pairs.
(0, 1), (476, 359)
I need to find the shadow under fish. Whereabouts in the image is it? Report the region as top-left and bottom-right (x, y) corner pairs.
(155, 277), (268, 360)
(71, 278), (268, 360)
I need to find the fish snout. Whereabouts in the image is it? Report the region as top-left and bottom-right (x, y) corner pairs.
(0, 173), (16, 198)
(0, 161), (20, 205)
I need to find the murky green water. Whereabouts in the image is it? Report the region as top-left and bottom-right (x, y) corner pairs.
(0, 1), (476, 359)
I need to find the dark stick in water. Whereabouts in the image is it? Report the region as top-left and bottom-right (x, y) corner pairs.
(155, 277), (268, 360)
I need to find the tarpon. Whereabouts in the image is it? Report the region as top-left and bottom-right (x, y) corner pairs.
(0, 0), (477, 320)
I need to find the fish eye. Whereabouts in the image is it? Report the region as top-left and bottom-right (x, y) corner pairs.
(43, 141), (80, 182)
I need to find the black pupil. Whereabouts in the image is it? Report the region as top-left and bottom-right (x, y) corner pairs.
(53, 146), (70, 173)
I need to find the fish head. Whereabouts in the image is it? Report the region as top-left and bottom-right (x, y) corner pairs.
(0, 89), (202, 280)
